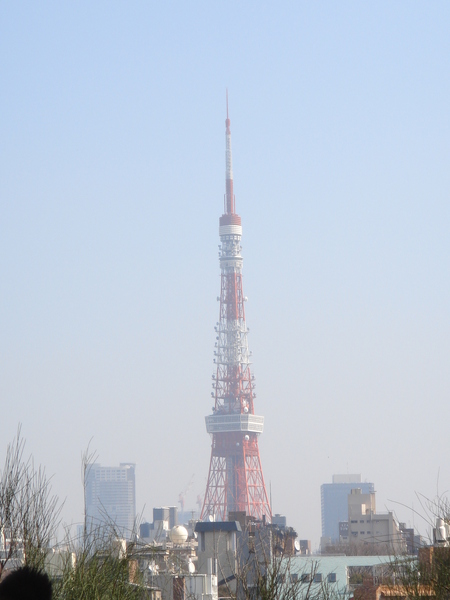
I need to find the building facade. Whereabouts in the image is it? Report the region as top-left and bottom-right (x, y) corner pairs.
(347, 488), (405, 554)
(321, 474), (375, 545)
(85, 462), (136, 540)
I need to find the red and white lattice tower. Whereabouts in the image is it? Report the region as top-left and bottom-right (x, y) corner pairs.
(201, 96), (271, 523)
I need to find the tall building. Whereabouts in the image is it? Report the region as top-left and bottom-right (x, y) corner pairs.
(85, 462), (136, 540)
(201, 97), (271, 522)
(321, 474), (374, 544)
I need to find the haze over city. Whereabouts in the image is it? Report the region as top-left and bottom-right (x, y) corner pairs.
(1, 2), (449, 550)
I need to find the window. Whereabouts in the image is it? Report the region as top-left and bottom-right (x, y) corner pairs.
(328, 573), (337, 583)
(300, 574), (311, 583)
(227, 532), (236, 552)
(314, 574), (323, 583)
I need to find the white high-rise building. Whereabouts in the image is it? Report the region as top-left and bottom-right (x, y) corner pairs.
(85, 463), (136, 540)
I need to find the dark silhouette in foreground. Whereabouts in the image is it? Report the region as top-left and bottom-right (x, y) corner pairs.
(0, 566), (52, 600)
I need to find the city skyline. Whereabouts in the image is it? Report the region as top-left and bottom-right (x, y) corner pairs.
(1, 2), (450, 549)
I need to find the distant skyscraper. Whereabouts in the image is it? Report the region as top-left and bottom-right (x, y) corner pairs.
(85, 463), (136, 540)
(321, 474), (374, 543)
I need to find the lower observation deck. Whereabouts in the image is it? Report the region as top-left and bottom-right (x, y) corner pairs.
(205, 413), (264, 434)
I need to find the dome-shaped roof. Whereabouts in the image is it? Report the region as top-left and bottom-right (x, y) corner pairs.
(169, 525), (188, 544)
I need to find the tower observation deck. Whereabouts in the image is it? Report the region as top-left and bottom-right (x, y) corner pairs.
(201, 97), (271, 523)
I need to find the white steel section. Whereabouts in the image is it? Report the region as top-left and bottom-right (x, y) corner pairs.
(219, 234), (243, 273)
(214, 321), (251, 367)
(219, 225), (242, 236)
(205, 413), (264, 434)
(220, 258), (243, 270)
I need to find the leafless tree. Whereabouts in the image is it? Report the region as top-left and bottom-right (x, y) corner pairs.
(0, 425), (61, 572)
(216, 524), (342, 600)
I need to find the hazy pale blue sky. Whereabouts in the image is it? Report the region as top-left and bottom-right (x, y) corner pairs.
(1, 1), (449, 547)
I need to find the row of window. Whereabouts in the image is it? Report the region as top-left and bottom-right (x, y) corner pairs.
(350, 519), (383, 524)
(290, 573), (337, 584)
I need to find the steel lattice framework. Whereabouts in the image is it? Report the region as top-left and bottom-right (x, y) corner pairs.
(201, 97), (271, 523)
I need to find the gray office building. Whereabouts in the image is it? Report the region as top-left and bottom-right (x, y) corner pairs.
(85, 463), (136, 540)
(321, 474), (374, 544)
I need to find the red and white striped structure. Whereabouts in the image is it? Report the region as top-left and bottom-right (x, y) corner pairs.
(201, 97), (271, 523)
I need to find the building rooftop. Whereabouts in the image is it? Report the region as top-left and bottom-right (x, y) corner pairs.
(195, 521), (242, 533)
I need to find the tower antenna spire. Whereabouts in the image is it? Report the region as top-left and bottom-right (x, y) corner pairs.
(225, 91), (234, 214)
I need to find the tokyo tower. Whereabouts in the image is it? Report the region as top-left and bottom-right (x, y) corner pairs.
(201, 96), (271, 523)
